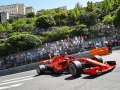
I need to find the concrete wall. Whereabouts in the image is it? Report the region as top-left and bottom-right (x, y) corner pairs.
(0, 62), (39, 76)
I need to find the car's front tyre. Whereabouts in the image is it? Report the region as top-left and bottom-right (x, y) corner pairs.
(36, 65), (45, 75)
(69, 61), (83, 77)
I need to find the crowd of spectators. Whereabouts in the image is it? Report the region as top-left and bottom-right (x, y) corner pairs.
(0, 36), (120, 70)
(0, 36), (85, 70)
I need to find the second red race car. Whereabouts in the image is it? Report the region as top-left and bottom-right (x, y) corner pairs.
(36, 53), (116, 77)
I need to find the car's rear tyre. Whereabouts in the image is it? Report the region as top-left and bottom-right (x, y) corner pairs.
(91, 55), (103, 63)
(36, 65), (45, 75)
(69, 61), (83, 77)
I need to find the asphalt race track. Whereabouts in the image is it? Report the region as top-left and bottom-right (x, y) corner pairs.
(0, 49), (120, 90)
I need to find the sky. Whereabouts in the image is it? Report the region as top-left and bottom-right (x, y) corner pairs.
(0, 0), (103, 12)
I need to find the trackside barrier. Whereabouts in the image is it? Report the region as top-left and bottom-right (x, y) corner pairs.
(0, 51), (90, 76)
(90, 47), (109, 57)
(0, 62), (39, 76)
(103, 47), (110, 55)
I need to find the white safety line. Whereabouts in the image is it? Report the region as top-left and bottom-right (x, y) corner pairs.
(0, 77), (33, 86)
(2, 75), (34, 82)
(0, 83), (23, 90)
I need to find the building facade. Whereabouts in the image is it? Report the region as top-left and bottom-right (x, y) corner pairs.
(36, 6), (67, 15)
(36, 9), (45, 15)
(26, 6), (34, 14)
(0, 12), (9, 23)
(0, 3), (34, 15)
(0, 3), (27, 15)
(18, 3), (26, 15)
(50, 6), (67, 12)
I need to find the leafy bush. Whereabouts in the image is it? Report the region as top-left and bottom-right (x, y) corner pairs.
(42, 26), (71, 43)
(6, 33), (42, 52)
(71, 24), (89, 36)
(36, 15), (56, 28)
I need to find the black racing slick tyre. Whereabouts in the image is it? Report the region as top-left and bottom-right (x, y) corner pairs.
(36, 65), (45, 75)
(69, 61), (83, 77)
(91, 55), (103, 63)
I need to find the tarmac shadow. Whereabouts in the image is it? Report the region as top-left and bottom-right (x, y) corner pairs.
(82, 74), (101, 79)
(33, 71), (69, 77)
(64, 76), (81, 80)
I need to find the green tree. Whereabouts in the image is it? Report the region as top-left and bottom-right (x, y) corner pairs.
(2, 22), (13, 30)
(112, 0), (119, 10)
(77, 12), (98, 26)
(7, 18), (15, 24)
(101, 0), (112, 12)
(2, 22), (13, 37)
(54, 12), (68, 26)
(23, 24), (34, 30)
(68, 9), (76, 20)
(36, 15), (56, 28)
(86, 1), (96, 12)
(72, 24), (89, 36)
(68, 9), (77, 25)
(6, 33), (42, 52)
(37, 9), (56, 17)
(42, 26), (71, 42)
(113, 6), (120, 28)
(73, 8), (80, 16)
(102, 14), (113, 24)
(75, 2), (83, 13)
(27, 12), (35, 18)
(0, 24), (5, 32)
(26, 17), (36, 24)
(12, 18), (26, 31)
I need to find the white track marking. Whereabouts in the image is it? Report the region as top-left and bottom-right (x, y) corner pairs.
(2, 75), (34, 82)
(10, 83), (23, 87)
(0, 83), (23, 90)
(0, 77), (33, 86)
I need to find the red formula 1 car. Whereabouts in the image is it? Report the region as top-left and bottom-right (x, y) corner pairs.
(36, 54), (116, 77)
